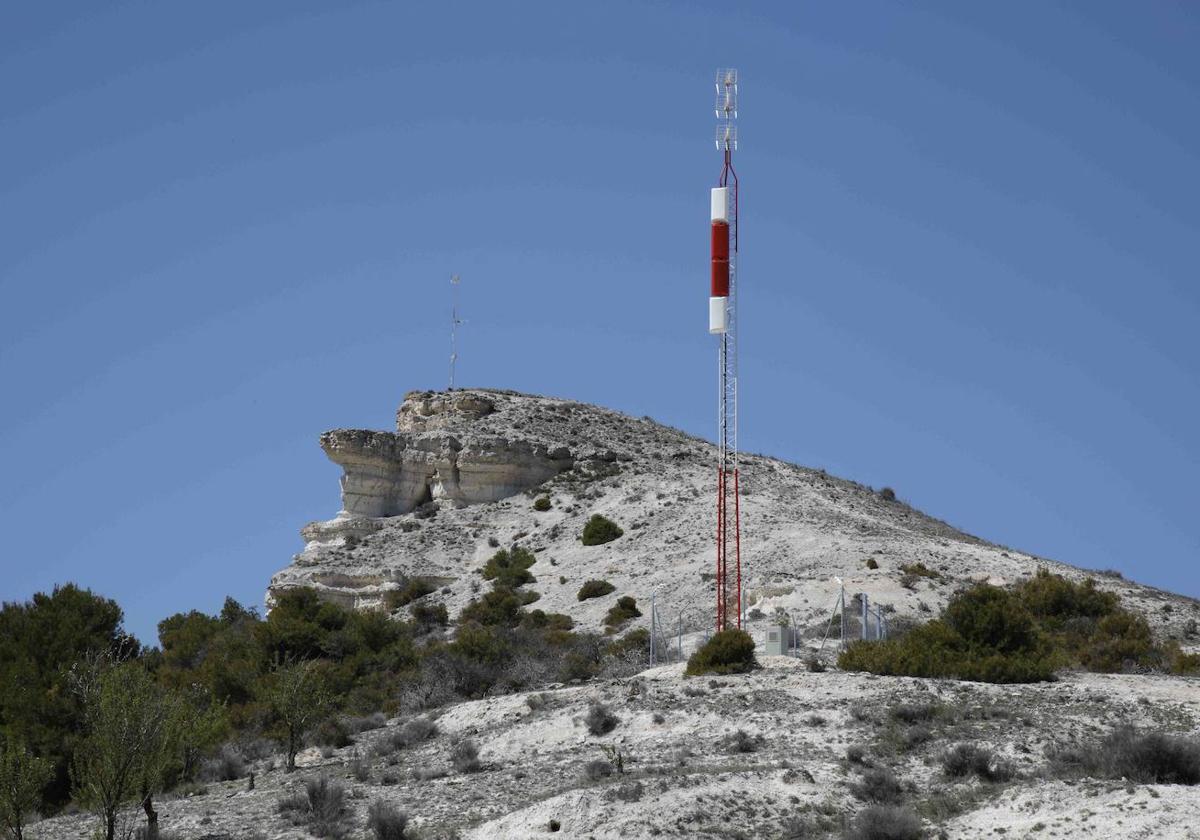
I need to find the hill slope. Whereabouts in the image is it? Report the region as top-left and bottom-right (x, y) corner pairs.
(269, 388), (1198, 646)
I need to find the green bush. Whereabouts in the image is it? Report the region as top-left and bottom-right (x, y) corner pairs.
(580, 515), (623, 546)
(385, 577), (437, 611)
(841, 571), (1192, 684)
(481, 547), (537, 589)
(866, 558), (879, 570)
(839, 585), (1055, 684)
(577, 580), (616, 601)
(603, 597), (641, 630)
(685, 628), (757, 676)
(533, 496), (552, 512)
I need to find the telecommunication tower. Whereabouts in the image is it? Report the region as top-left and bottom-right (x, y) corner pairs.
(448, 274), (463, 390)
(709, 68), (742, 632)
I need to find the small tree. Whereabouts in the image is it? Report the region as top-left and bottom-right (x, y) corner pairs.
(0, 738), (53, 840)
(176, 684), (227, 783)
(70, 657), (181, 840)
(269, 659), (331, 772)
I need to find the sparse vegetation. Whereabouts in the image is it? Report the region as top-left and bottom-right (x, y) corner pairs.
(850, 767), (906, 804)
(366, 799), (409, 840)
(533, 496), (552, 512)
(580, 514), (624, 546)
(866, 557), (879, 570)
(577, 579), (616, 601)
(585, 702), (619, 736)
(278, 775), (347, 838)
(721, 729), (763, 753)
(686, 628), (757, 676)
(942, 743), (1014, 782)
(878, 487), (897, 502)
(603, 596), (641, 630)
(1050, 726), (1200, 785)
(582, 759), (613, 781)
(451, 739), (482, 773)
(845, 805), (923, 840)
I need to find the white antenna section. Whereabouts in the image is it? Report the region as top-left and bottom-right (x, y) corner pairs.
(449, 274), (464, 390)
(715, 68), (738, 150)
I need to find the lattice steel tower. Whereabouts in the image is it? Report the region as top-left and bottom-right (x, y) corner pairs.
(708, 68), (742, 631)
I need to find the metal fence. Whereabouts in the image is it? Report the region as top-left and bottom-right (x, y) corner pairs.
(639, 585), (891, 668)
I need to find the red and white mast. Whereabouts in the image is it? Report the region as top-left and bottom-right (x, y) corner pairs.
(710, 68), (741, 632)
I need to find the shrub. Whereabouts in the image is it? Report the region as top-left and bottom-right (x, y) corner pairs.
(585, 702), (619, 736)
(845, 805), (923, 840)
(721, 729), (763, 754)
(840, 584), (1055, 684)
(942, 743), (1014, 782)
(878, 487), (897, 502)
(279, 776), (347, 838)
(533, 496), (552, 512)
(577, 579), (616, 601)
(890, 703), (940, 725)
(582, 759), (613, 781)
(603, 597), (641, 630)
(686, 629), (757, 676)
(451, 739), (481, 774)
(1052, 726), (1200, 785)
(385, 577), (437, 610)
(314, 717), (353, 749)
(199, 743), (246, 782)
(481, 547), (537, 589)
(367, 799), (409, 840)
(850, 767), (905, 804)
(866, 558), (879, 570)
(899, 562), (940, 580)
(805, 655), (826, 673)
(393, 717), (438, 749)
(410, 601), (449, 629)
(580, 515), (623, 546)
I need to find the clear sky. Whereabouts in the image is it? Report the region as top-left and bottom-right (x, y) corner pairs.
(2, 2), (1197, 645)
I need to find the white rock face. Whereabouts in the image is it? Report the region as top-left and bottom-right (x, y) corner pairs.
(320, 392), (572, 517)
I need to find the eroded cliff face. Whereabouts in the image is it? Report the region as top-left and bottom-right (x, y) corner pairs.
(320, 392), (573, 517)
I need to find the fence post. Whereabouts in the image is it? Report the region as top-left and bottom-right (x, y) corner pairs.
(839, 587), (846, 650)
(650, 590), (656, 667)
(861, 593), (869, 641)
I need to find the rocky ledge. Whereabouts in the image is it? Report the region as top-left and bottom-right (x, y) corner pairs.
(322, 392), (573, 517)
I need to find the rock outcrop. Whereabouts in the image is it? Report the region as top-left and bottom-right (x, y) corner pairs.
(321, 392), (573, 517)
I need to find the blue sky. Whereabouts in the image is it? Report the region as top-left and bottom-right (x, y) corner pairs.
(2, 2), (1197, 645)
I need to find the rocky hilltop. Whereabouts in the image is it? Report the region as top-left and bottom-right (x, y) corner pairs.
(270, 388), (1197, 644)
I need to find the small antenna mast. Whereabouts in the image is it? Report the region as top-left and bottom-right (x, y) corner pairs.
(449, 274), (464, 390)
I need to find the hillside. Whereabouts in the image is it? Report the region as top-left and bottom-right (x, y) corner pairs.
(269, 388), (1198, 648)
(31, 661), (1200, 839)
